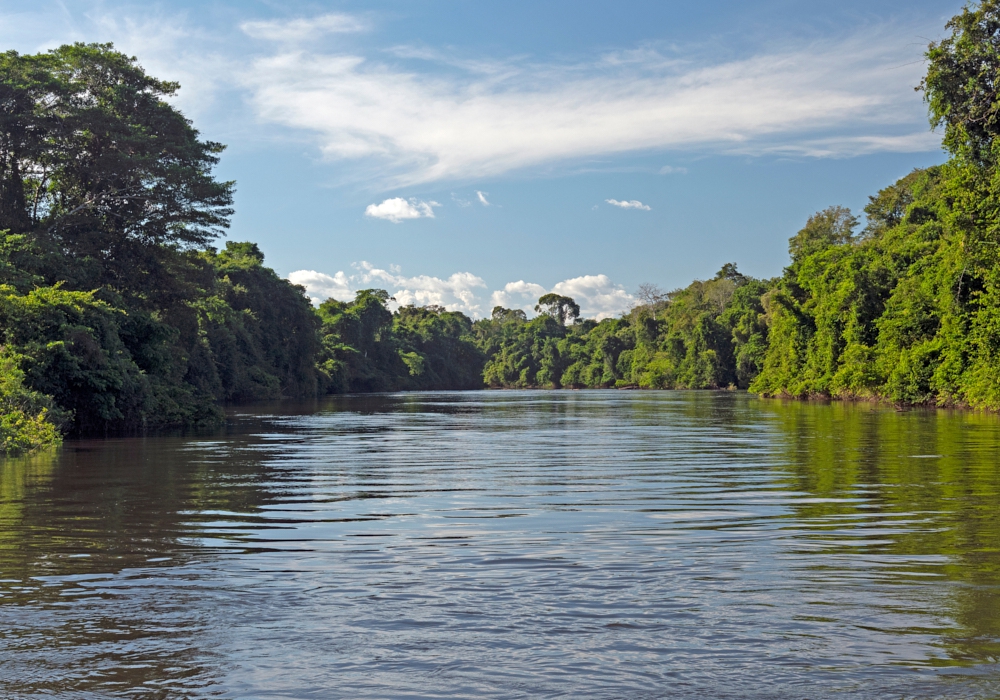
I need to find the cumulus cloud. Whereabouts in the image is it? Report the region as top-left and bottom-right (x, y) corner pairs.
(476, 191), (491, 206)
(364, 197), (440, 223)
(290, 266), (633, 320)
(354, 262), (486, 313)
(241, 14), (368, 42)
(489, 281), (548, 311)
(489, 276), (633, 320)
(289, 262), (487, 316)
(606, 199), (651, 210)
(287, 269), (353, 302)
(552, 275), (635, 319)
(242, 26), (939, 186)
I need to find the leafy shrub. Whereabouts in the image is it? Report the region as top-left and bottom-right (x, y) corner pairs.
(0, 350), (64, 454)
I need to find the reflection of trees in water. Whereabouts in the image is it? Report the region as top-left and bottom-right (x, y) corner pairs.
(0, 429), (291, 696)
(762, 399), (1000, 665)
(0, 449), (59, 574)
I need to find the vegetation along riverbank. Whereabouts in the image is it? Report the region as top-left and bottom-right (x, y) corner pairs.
(4, 2), (1000, 451)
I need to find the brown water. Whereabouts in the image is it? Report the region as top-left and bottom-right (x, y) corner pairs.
(1, 391), (999, 699)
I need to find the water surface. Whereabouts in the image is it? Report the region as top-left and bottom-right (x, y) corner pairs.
(1, 391), (1000, 698)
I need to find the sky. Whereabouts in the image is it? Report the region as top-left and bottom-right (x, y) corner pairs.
(0, 0), (964, 318)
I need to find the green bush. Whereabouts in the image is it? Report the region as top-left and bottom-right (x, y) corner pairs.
(0, 351), (63, 455)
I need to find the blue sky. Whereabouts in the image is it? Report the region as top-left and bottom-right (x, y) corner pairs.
(1, 0), (962, 318)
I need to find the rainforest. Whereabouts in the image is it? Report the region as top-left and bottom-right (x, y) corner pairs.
(4, 2), (1000, 453)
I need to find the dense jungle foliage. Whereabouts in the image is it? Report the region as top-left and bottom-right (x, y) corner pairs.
(0, 43), (322, 450)
(313, 0), (1000, 410)
(5, 1), (1000, 453)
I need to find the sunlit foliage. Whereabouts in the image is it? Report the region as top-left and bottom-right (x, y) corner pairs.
(8, 1), (1000, 453)
(0, 44), (319, 447)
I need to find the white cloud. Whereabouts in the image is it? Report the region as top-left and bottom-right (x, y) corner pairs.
(552, 275), (635, 320)
(659, 165), (688, 175)
(757, 131), (943, 158)
(489, 281), (548, 312)
(289, 262), (487, 316)
(243, 26), (939, 186)
(289, 266), (633, 320)
(489, 276), (633, 320)
(241, 14), (368, 43)
(17, 12), (240, 124)
(364, 197), (440, 223)
(606, 199), (651, 210)
(7, 9), (939, 189)
(476, 191), (491, 206)
(288, 269), (354, 302)
(354, 262), (486, 314)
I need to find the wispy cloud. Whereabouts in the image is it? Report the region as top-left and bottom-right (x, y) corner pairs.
(476, 191), (491, 206)
(659, 165), (688, 175)
(241, 14), (368, 43)
(243, 25), (938, 186)
(24, 11), (240, 123)
(758, 131), (942, 158)
(606, 199), (651, 210)
(6, 7), (939, 190)
(364, 197), (440, 223)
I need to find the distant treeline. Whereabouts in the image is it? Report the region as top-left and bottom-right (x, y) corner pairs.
(4, 1), (1000, 452)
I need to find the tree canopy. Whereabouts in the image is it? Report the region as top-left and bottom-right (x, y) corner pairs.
(535, 293), (580, 326)
(10, 2), (1000, 453)
(0, 44), (308, 443)
(922, 0), (1000, 163)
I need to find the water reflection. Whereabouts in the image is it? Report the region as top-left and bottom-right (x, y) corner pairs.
(764, 400), (1000, 669)
(0, 392), (998, 698)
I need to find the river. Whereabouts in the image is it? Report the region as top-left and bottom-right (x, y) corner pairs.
(1, 391), (999, 698)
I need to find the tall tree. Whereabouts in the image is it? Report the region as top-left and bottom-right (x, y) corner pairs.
(0, 43), (234, 299)
(922, 0), (1000, 163)
(787, 206), (858, 268)
(535, 293), (580, 326)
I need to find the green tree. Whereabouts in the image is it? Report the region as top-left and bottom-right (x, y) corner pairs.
(0, 44), (233, 309)
(535, 294), (580, 326)
(922, 0), (1000, 163)
(0, 46), (322, 441)
(787, 206), (858, 269)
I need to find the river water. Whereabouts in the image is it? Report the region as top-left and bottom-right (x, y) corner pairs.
(1, 391), (999, 698)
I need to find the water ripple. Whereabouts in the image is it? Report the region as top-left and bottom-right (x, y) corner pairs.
(1, 391), (999, 698)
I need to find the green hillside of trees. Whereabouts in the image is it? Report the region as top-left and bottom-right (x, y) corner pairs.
(4, 1), (1000, 453)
